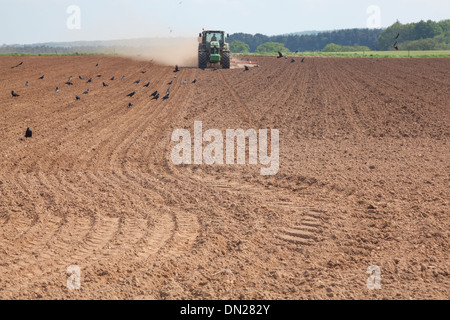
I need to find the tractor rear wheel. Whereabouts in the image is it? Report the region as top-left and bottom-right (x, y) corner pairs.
(222, 51), (231, 69)
(198, 51), (207, 69)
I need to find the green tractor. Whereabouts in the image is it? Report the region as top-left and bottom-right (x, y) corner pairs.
(198, 30), (231, 69)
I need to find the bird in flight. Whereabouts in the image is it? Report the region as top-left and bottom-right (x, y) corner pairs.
(395, 33), (400, 39)
(277, 52), (283, 58)
(11, 62), (23, 69)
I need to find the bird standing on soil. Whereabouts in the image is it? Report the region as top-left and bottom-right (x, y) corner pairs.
(152, 93), (160, 100)
(192, 79), (197, 84)
(102, 82), (108, 87)
(11, 90), (19, 97)
(25, 81), (29, 87)
(110, 76), (115, 81)
(68, 76), (73, 81)
(55, 87), (60, 93)
(76, 96), (81, 100)
(79, 76), (84, 80)
(174, 65), (179, 72)
(244, 66), (250, 71)
(301, 58), (305, 63)
(38, 75), (45, 79)
(166, 87), (171, 94)
(128, 102), (133, 107)
(143, 82), (150, 87)
(168, 81), (173, 85)
(134, 80), (141, 84)
(65, 81), (73, 85)
(96, 75), (102, 77)
(162, 93), (169, 100)
(83, 89), (90, 94)
(121, 75), (125, 80)
(87, 78), (92, 83)
(25, 127), (32, 138)
(183, 80), (187, 84)
(150, 90), (158, 97)
(127, 91), (136, 97)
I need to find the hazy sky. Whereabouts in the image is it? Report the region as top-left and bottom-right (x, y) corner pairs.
(0, 0), (449, 44)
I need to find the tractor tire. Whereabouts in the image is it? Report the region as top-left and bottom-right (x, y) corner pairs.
(198, 51), (208, 69)
(222, 51), (231, 69)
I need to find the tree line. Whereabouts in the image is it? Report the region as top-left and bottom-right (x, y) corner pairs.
(229, 19), (450, 53)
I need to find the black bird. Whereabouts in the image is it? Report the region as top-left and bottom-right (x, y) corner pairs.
(295, 50), (299, 54)
(11, 62), (23, 69)
(76, 96), (81, 100)
(102, 82), (108, 87)
(192, 79), (197, 84)
(168, 81), (173, 85)
(87, 78), (92, 83)
(96, 63), (99, 67)
(152, 93), (160, 100)
(79, 76), (84, 80)
(38, 75), (45, 79)
(395, 33), (400, 39)
(394, 45), (399, 51)
(121, 75), (125, 80)
(55, 87), (60, 93)
(65, 81), (73, 85)
(11, 90), (19, 97)
(291, 58), (296, 63)
(83, 89), (90, 94)
(141, 71), (146, 74)
(143, 82), (150, 87)
(301, 58), (305, 63)
(128, 102), (133, 107)
(110, 76), (115, 81)
(25, 127), (32, 138)
(277, 51), (283, 58)
(162, 93), (169, 100)
(25, 81), (29, 87)
(174, 65), (179, 72)
(126, 91), (136, 97)
(68, 76), (73, 81)
(244, 65), (250, 71)
(150, 90), (158, 97)
(134, 80), (141, 84)
(393, 40), (398, 47)
(96, 75), (102, 77)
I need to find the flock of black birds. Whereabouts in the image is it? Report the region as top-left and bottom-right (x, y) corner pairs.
(277, 51), (305, 64)
(10, 62), (198, 138)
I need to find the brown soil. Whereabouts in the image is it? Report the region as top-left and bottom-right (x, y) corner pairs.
(0, 55), (449, 300)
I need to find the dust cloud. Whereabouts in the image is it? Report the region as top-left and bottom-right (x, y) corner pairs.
(116, 37), (199, 67)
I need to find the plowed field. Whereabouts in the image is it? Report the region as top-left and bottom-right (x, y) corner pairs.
(0, 56), (449, 299)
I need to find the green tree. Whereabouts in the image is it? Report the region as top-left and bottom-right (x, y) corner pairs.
(255, 42), (289, 54)
(229, 40), (250, 53)
(322, 43), (343, 52)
